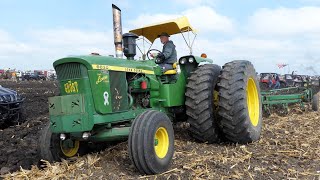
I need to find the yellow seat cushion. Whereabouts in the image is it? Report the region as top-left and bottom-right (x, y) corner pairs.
(164, 70), (177, 75)
(172, 62), (177, 69)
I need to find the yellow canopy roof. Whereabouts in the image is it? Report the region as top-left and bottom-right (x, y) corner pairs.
(129, 16), (195, 43)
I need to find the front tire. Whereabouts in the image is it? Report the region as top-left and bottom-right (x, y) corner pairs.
(185, 64), (222, 143)
(39, 122), (81, 162)
(218, 60), (262, 143)
(128, 110), (174, 175)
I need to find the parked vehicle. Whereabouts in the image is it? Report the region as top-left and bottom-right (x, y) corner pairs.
(284, 74), (311, 87)
(259, 73), (286, 90)
(0, 85), (25, 128)
(22, 72), (46, 81)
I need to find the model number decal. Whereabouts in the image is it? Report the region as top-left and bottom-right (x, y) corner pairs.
(92, 64), (155, 74)
(64, 80), (79, 93)
(124, 67), (143, 73)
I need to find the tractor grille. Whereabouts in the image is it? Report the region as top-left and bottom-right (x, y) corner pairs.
(55, 63), (87, 80)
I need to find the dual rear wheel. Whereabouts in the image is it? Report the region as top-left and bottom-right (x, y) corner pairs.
(185, 60), (262, 144)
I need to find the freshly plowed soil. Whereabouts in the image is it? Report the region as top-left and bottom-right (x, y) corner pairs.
(0, 81), (58, 175)
(1, 81), (319, 179)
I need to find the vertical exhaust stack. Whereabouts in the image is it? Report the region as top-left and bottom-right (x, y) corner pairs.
(112, 4), (123, 58)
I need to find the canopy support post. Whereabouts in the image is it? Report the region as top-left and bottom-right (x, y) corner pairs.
(180, 30), (196, 55)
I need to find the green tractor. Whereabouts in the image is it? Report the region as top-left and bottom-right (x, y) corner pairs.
(39, 4), (262, 175)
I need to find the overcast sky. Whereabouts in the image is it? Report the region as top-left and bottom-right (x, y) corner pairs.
(1, 0), (320, 75)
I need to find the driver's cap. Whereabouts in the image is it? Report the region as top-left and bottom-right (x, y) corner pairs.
(158, 32), (170, 37)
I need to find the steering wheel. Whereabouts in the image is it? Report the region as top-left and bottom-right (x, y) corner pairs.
(147, 49), (162, 60)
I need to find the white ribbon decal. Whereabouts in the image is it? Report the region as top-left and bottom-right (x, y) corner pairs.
(103, 91), (109, 106)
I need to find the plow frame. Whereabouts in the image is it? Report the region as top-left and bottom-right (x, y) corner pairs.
(261, 86), (314, 116)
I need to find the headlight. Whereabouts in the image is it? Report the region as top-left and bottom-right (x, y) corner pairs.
(188, 57), (194, 63)
(180, 58), (187, 64)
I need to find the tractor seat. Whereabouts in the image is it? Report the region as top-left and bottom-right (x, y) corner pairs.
(164, 63), (177, 75)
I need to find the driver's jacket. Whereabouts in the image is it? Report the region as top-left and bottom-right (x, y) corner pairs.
(162, 40), (177, 64)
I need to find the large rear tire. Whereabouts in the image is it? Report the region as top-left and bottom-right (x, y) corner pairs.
(185, 64), (222, 143)
(312, 93), (319, 111)
(128, 110), (174, 175)
(218, 60), (262, 143)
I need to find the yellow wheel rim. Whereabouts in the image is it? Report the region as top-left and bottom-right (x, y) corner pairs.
(154, 127), (169, 159)
(60, 140), (80, 157)
(246, 78), (260, 127)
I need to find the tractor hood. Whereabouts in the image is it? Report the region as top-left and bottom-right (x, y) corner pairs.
(53, 55), (158, 75)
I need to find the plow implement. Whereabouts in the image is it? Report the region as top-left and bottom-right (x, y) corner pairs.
(261, 86), (319, 116)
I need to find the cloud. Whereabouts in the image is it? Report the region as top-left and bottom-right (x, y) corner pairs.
(0, 30), (34, 56)
(2, 4), (320, 75)
(242, 6), (320, 74)
(129, 6), (234, 34)
(128, 6), (232, 58)
(191, 37), (295, 72)
(298, 0), (320, 4)
(129, 5), (320, 75)
(0, 30), (12, 43)
(29, 29), (112, 46)
(129, 14), (178, 28)
(248, 7), (320, 36)
(172, 0), (216, 6)
(184, 6), (234, 33)
(0, 28), (117, 70)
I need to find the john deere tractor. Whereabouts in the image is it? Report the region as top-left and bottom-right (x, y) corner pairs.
(39, 4), (262, 175)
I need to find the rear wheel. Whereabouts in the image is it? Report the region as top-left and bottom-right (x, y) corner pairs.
(14, 106), (27, 125)
(280, 82), (286, 88)
(128, 110), (174, 174)
(260, 82), (269, 91)
(312, 93), (319, 111)
(185, 64), (222, 143)
(294, 82), (303, 87)
(39, 122), (81, 162)
(218, 60), (262, 143)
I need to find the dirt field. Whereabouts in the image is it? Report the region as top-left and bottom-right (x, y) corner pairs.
(0, 81), (319, 179)
(0, 81), (58, 175)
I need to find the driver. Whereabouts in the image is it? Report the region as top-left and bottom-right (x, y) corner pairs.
(156, 32), (177, 72)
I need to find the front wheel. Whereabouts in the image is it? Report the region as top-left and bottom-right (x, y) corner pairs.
(128, 110), (174, 175)
(39, 122), (81, 162)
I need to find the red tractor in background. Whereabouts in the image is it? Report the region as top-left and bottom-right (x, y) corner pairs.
(259, 73), (287, 90)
